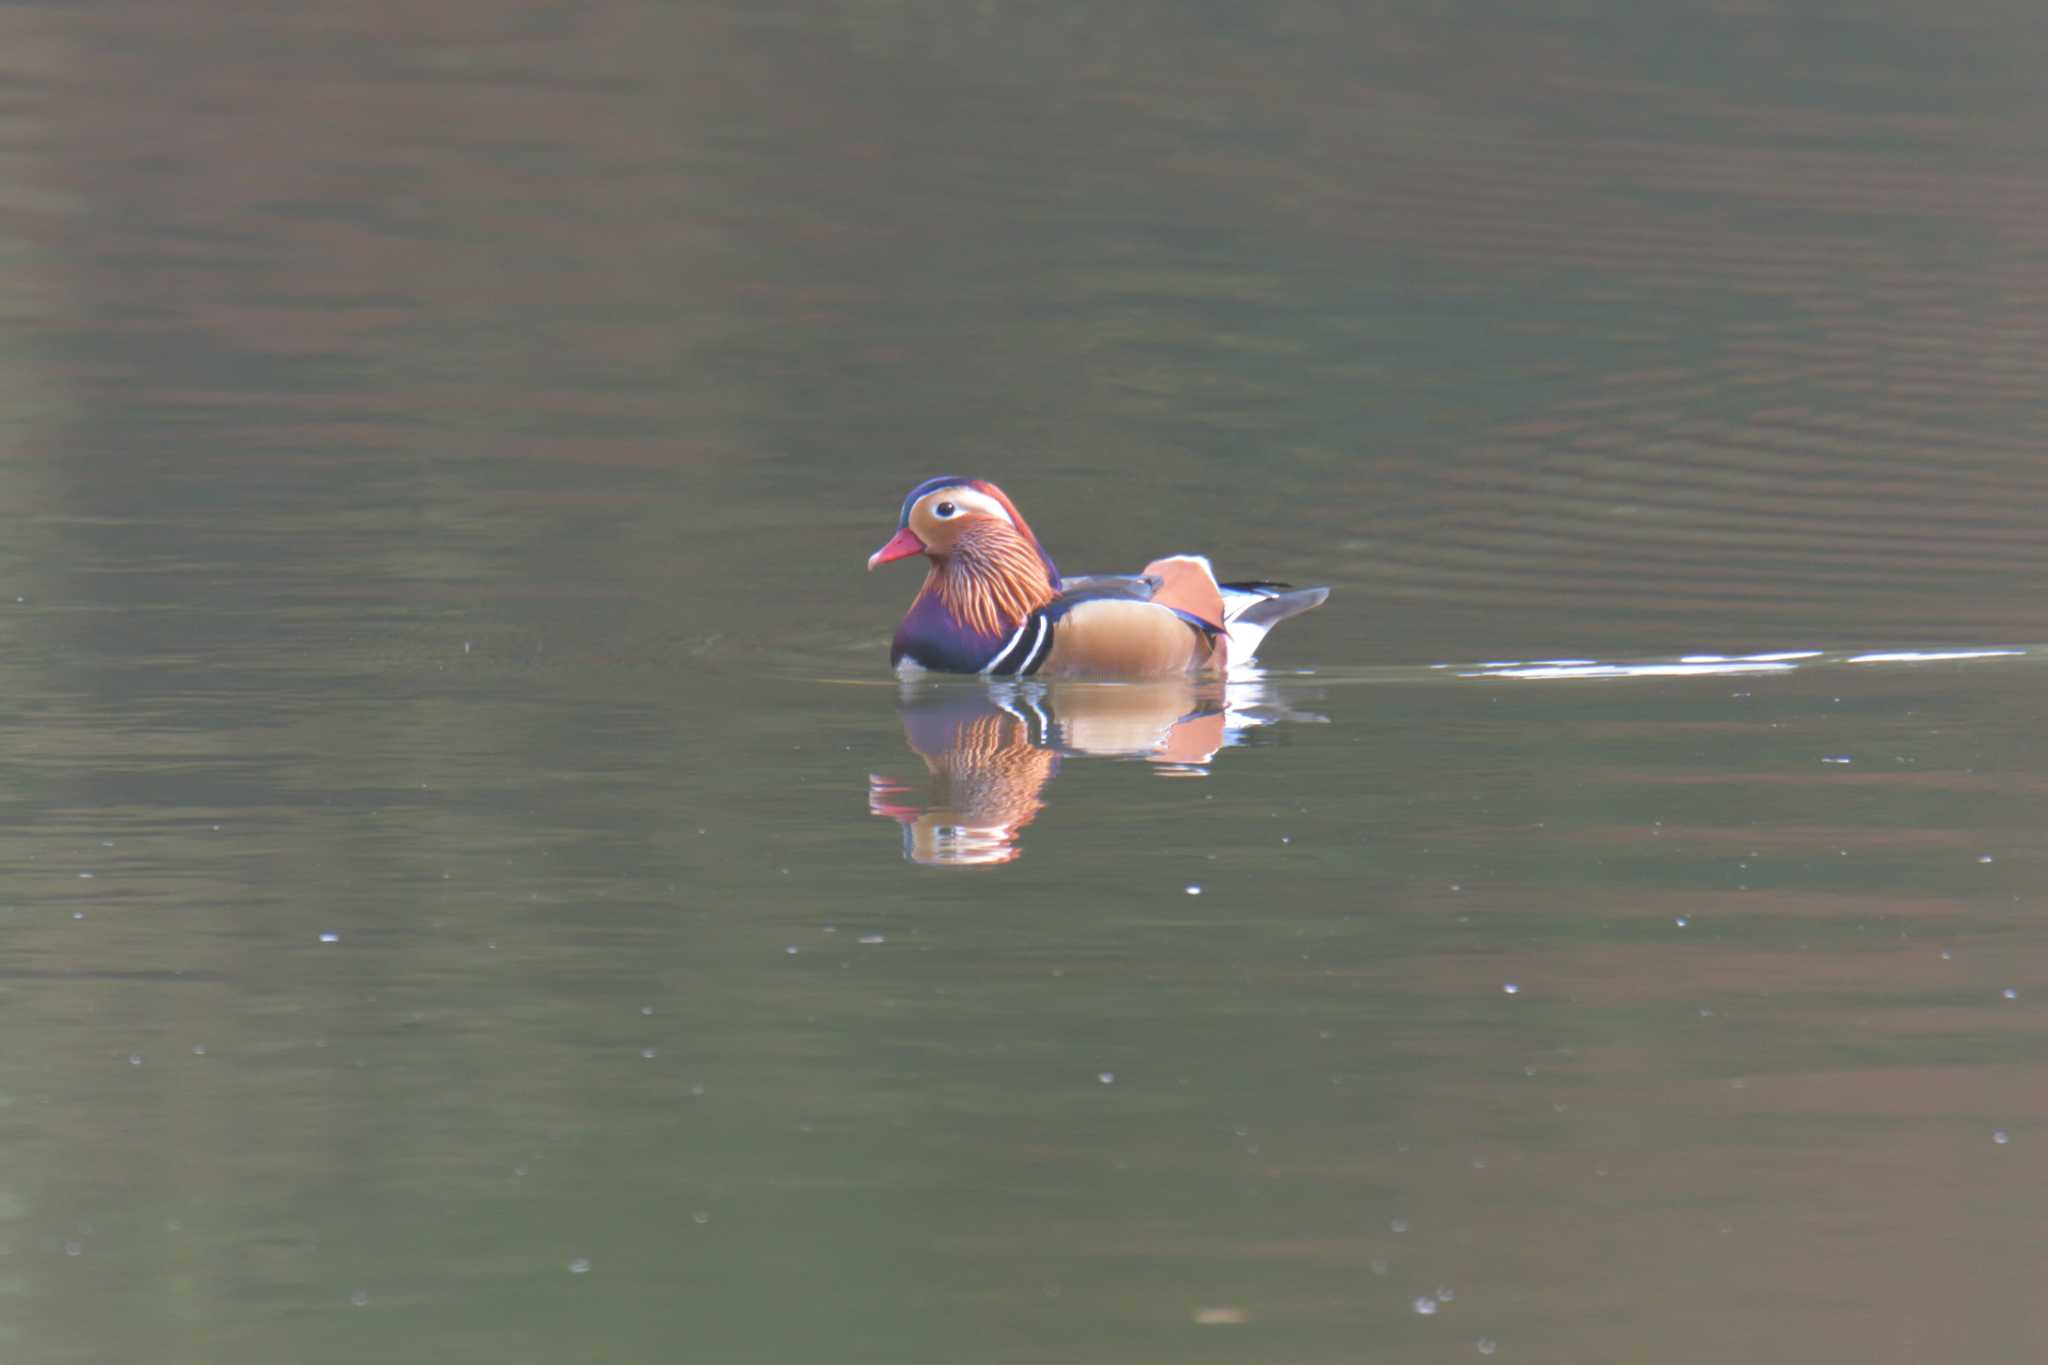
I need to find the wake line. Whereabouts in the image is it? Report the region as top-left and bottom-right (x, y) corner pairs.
(1442, 647), (2033, 681)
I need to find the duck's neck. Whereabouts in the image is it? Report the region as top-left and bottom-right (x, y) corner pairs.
(923, 524), (1059, 640)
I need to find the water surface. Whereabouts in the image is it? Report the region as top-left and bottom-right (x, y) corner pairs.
(3, 2), (2047, 1362)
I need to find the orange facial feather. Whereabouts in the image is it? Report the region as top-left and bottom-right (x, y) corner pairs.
(928, 522), (1057, 638)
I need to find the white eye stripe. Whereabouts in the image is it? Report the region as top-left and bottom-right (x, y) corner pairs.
(924, 489), (1012, 525)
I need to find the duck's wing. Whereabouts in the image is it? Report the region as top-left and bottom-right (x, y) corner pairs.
(982, 570), (1223, 678)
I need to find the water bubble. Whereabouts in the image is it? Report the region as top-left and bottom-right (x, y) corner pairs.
(784, 946), (799, 955)
(1477, 1339), (1499, 1355)
(1502, 983), (1520, 995)
(64, 1240), (82, 1256)
(692, 1210), (711, 1225)
(567, 1258), (592, 1274)
(2002, 988), (2019, 1001)
(350, 1290), (370, 1308)
(1437, 1285), (1457, 1301)
(1185, 884), (1203, 896)
(191, 1044), (207, 1056)
(858, 935), (886, 945)
(1413, 1296), (1439, 1316)
(1993, 1130), (2011, 1145)
(640, 1005), (655, 1016)
(318, 932), (339, 944)
(1978, 855), (1996, 864)
(77, 872), (94, 880)
(1098, 1072), (1116, 1085)
(1674, 917), (1689, 928)
(1939, 951), (1953, 961)
(639, 1048), (658, 1060)
(1821, 756), (1852, 765)
(1390, 1217), (1409, 1233)
(128, 1055), (143, 1067)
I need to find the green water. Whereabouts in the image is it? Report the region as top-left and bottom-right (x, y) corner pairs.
(2, 0), (2046, 1361)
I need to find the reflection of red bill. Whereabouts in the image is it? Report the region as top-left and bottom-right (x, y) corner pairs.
(867, 774), (920, 821)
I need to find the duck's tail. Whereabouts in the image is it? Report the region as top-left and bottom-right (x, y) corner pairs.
(1219, 580), (1330, 664)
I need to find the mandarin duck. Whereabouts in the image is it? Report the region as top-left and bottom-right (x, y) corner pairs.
(867, 477), (1328, 677)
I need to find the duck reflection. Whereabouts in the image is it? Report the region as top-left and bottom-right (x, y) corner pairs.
(868, 676), (1323, 866)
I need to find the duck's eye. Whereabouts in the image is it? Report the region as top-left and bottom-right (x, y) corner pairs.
(934, 501), (958, 518)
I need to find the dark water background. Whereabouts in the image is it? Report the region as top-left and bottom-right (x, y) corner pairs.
(2, 2), (2045, 1361)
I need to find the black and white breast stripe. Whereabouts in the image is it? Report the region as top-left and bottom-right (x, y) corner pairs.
(986, 682), (1052, 743)
(982, 609), (1052, 677)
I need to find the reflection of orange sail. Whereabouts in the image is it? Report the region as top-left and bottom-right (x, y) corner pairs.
(870, 679), (1321, 866)
(1049, 681), (1225, 774)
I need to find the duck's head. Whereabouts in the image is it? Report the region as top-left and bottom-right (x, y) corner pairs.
(866, 477), (1058, 583)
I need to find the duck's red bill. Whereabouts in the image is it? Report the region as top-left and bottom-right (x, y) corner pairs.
(867, 527), (926, 570)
